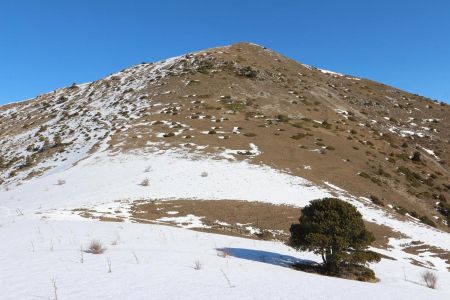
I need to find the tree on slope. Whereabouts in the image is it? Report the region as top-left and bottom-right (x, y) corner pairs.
(289, 198), (380, 276)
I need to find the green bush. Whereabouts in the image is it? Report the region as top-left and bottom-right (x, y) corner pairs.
(289, 198), (380, 275)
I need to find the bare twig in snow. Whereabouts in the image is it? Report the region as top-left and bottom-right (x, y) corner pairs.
(80, 245), (84, 263)
(107, 257), (112, 273)
(220, 269), (235, 288)
(51, 277), (58, 300)
(132, 251), (139, 264)
(193, 259), (202, 270)
(421, 270), (438, 289)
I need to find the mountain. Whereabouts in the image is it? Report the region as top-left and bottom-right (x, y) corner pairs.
(0, 42), (449, 299)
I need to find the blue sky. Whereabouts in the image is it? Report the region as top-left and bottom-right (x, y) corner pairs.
(1, 0), (449, 104)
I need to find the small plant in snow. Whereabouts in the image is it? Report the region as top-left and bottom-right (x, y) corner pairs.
(86, 240), (106, 254)
(80, 245), (84, 263)
(193, 259), (202, 270)
(56, 179), (66, 185)
(140, 178), (150, 186)
(200, 171), (208, 177)
(132, 251), (139, 264)
(51, 277), (58, 300)
(220, 269), (235, 288)
(421, 270), (437, 289)
(106, 257), (112, 273)
(216, 249), (229, 258)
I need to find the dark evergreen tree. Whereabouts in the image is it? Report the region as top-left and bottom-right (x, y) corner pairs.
(289, 198), (380, 274)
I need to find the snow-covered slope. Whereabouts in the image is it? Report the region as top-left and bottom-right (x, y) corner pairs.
(1, 146), (449, 299)
(0, 217), (449, 300)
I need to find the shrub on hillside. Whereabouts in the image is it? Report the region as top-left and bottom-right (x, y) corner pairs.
(235, 66), (258, 78)
(421, 270), (438, 289)
(289, 198), (380, 279)
(140, 178), (150, 186)
(86, 240), (106, 254)
(410, 151), (421, 162)
(436, 200), (450, 227)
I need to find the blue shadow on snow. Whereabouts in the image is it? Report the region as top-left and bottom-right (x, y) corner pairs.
(218, 247), (318, 268)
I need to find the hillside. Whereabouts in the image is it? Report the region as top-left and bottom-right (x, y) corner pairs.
(0, 42), (449, 299)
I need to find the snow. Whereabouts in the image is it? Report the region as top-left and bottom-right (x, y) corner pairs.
(388, 126), (427, 138)
(319, 69), (344, 76)
(0, 217), (448, 300)
(157, 214), (209, 229)
(420, 146), (440, 160)
(2, 146), (448, 263)
(0, 149), (330, 214)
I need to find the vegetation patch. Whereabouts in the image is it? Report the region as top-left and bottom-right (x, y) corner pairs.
(289, 198), (381, 282)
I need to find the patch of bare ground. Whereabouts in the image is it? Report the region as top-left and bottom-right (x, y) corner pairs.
(364, 221), (405, 250)
(130, 199), (300, 240)
(127, 199), (399, 252)
(72, 208), (124, 222)
(401, 240), (450, 270)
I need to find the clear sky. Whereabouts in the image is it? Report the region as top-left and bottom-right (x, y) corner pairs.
(1, 0), (449, 104)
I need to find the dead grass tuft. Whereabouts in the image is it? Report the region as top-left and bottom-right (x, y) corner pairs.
(86, 240), (106, 254)
(140, 178), (150, 186)
(421, 270), (438, 289)
(193, 259), (202, 270)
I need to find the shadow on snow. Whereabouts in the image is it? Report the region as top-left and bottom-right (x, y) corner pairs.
(218, 247), (318, 268)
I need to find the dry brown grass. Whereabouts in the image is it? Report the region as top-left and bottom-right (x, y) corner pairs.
(131, 199), (299, 240)
(129, 199), (400, 251)
(421, 270), (438, 289)
(139, 178), (150, 186)
(86, 240), (106, 254)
